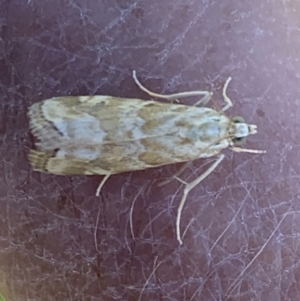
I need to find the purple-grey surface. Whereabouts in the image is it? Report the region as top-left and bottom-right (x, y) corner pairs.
(1, 0), (300, 300)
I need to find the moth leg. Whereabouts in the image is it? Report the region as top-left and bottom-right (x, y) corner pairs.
(171, 92), (212, 107)
(158, 142), (218, 187)
(230, 146), (266, 154)
(158, 162), (190, 187)
(175, 154), (224, 245)
(96, 174), (111, 196)
(132, 70), (213, 104)
(193, 92), (213, 107)
(221, 77), (233, 111)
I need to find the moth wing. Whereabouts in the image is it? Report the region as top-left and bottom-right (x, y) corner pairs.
(28, 150), (111, 176)
(29, 96), (208, 150)
(28, 95), (227, 176)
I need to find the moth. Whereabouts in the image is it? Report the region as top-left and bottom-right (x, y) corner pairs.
(28, 71), (265, 245)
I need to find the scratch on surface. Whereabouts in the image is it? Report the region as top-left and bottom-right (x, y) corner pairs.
(138, 256), (161, 301)
(224, 207), (293, 299)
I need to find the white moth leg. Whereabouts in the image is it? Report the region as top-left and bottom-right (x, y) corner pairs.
(193, 92), (213, 107)
(222, 77), (233, 111)
(175, 154), (224, 245)
(231, 146), (267, 154)
(132, 70), (212, 104)
(95, 174), (111, 196)
(158, 158), (211, 187)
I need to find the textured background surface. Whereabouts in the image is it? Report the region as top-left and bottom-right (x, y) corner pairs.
(1, 0), (300, 300)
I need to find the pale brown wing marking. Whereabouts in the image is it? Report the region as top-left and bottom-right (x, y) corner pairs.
(138, 152), (170, 166)
(49, 96), (83, 107)
(28, 150), (111, 176)
(138, 102), (188, 133)
(139, 139), (175, 164)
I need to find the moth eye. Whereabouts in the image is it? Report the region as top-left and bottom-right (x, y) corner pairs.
(232, 116), (247, 145)
(232, 116), (245, 123)
(232, 136), (247, 145)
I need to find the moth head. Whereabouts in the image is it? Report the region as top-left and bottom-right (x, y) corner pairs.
(231, 116), (257, 145)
